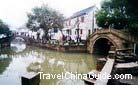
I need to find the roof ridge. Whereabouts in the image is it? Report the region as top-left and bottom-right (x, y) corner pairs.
(70, 5), (95, 19)
(64, 5), (95, 21)
(73, 5), (95, 15)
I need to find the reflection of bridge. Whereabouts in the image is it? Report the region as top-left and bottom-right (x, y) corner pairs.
(87, 28), (132, 54)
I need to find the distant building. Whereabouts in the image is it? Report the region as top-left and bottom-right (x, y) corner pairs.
(63, 5), (99, 41)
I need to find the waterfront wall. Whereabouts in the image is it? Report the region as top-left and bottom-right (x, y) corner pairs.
(31, 41), (87, 53)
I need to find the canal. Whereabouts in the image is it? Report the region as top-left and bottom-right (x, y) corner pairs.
(0, 38), (100, 85)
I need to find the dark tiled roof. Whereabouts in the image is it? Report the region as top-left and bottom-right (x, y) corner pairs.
(71, 5), (95, 19)
(64, 5), (95, 21)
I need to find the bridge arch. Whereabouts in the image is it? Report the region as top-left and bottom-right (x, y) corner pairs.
(87, 29), (130, 54)
(92, 36), (118, 55)
(12, 35), (32, 45)
(92, 36), (119, 49)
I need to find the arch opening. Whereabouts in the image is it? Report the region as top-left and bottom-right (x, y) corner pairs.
(10, 37), (26, 53)
(93, 38), (115, 55)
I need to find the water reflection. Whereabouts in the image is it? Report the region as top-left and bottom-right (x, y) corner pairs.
(0, 54), (11, 74)
(10, 37), (26, 53)
(0, 46), (97, 85)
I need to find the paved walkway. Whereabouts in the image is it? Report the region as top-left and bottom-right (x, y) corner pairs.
(95, 58), (115, 85)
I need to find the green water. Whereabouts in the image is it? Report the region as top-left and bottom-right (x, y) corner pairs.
(0, 45), (98, 85)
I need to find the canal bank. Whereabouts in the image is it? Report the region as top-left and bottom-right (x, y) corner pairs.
(23, 36), (87, 53)
(32, 42), (87, 53)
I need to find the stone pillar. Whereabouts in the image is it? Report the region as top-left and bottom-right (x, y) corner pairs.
(21, 72), (40, 85)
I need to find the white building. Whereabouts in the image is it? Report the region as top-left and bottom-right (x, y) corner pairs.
(63, 5), (99, 41)
(48, 28), (63, 40)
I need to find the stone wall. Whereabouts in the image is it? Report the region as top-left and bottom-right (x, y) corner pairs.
(29, 39), (87, 53)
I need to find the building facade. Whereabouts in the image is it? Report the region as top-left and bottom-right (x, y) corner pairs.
(63, 5), (99, 41)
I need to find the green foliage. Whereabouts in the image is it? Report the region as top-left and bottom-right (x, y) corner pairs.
(0, 19), (10, 35)
(26, 5), (64, 34)
(96, 9), (109, 28)
(96, 0), (138, 32)
(96, 0), (138, 42)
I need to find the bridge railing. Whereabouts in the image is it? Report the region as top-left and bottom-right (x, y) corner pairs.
(95, 28), (111, 34)
(91, 28), (129, 41)
(110, 28), (129, 41)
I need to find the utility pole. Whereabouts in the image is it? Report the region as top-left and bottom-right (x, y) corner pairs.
(92, 10), (95, 33)
(77, 21), (80, 46)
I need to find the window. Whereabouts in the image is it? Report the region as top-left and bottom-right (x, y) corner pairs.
(81, 16), (84, 22)
(70, 30), (72, 35)
(66, 30), (69, 34)
(80, 29), (83, 34)
(88, 30), (91, 35)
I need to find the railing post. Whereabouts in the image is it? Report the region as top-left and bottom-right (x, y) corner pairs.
(96, 29), (97, 33)
(109, 27), (111, 33)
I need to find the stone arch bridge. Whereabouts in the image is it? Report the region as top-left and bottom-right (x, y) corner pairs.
(87, 28), (132, 54)
(12, 35), (33, 45)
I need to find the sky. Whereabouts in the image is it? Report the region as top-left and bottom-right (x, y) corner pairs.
(0, 0), (103, 30)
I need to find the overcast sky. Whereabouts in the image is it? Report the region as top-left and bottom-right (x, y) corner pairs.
(0, 0), (103, 29)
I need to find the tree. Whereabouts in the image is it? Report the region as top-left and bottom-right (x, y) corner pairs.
(0, 19), (11, 35)
(26, 5), (64, 37)
(96, 0), (138, 32)
(0, 19), (12, 44)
